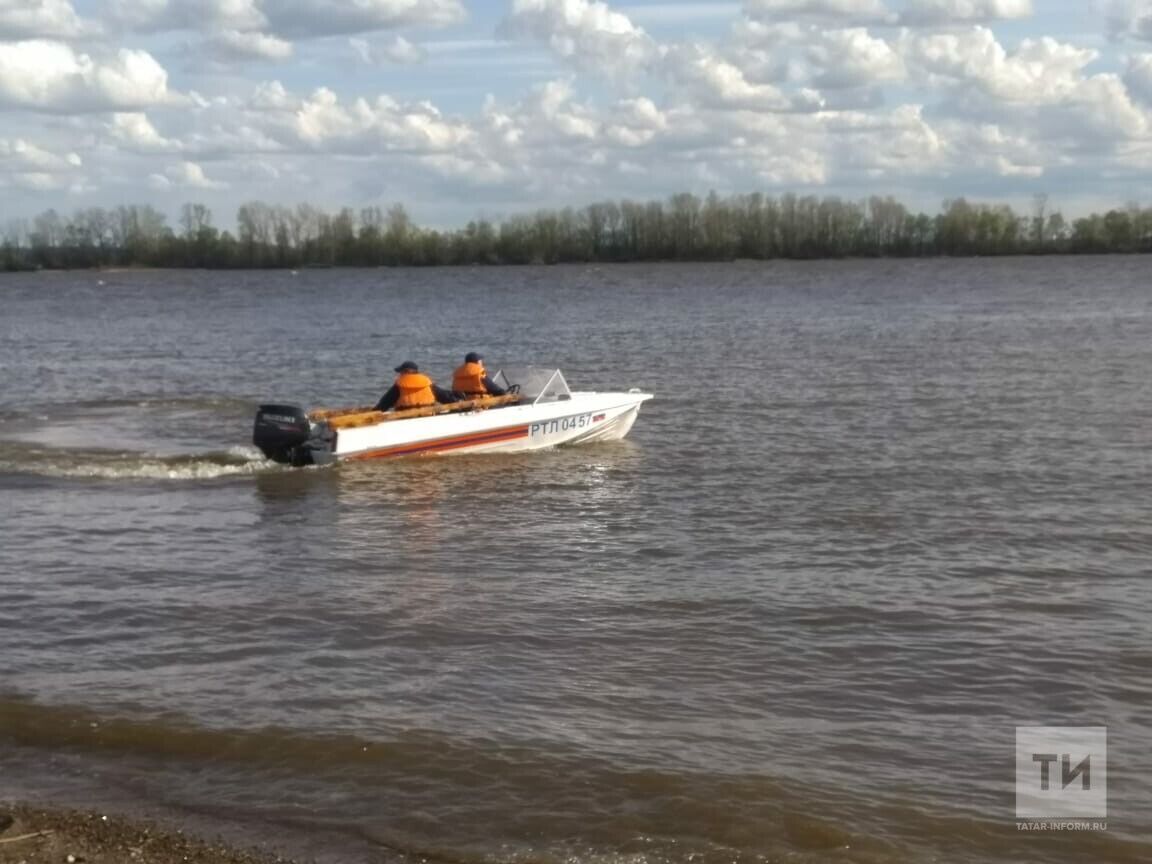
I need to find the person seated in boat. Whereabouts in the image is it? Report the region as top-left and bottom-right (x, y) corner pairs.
(374, 361), (457, 412)
(451, 352), (507, 399)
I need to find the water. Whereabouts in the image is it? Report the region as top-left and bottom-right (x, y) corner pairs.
(1, 260), (1150, 863)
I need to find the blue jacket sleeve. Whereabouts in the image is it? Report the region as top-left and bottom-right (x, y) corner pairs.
(374, 384), (400, 411)
(433, 384), (458, 404)
(483, 375), (507, 396)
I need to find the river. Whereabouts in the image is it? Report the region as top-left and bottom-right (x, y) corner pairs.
(1, 259), (1150, 863)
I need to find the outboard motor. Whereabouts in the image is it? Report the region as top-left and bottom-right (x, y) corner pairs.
(253, 404), (314, 466)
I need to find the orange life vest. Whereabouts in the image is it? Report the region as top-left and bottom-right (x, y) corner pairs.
(452, 362), (488, 396)
(395, 372), (436, 409)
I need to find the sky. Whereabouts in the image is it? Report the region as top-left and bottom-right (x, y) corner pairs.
(2, 0), (1152, 228)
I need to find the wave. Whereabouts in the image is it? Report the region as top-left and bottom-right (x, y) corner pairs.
(3, 694), (1148, 864)
(0, 443), (282, 481)
(0, 393), (274, 481)
(63, 395), (259, 412)
(0, 694), (918, 864)
(0, 394), (259, 418)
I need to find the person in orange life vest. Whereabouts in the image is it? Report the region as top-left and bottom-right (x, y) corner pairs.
(374, 361), (457, 411)
(451, 352), (507, 398)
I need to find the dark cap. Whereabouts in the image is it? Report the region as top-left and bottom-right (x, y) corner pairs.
(464, 352), (482, 363)
(394, 360), (419, 373)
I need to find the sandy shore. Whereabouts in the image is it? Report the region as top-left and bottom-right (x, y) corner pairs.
(0, 805), (300, 864)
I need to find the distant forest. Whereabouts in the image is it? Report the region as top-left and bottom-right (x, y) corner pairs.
(3, 192), (1152, 271)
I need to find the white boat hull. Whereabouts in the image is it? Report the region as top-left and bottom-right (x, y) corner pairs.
(318, 392), (651, 463)
(253, 368), (653, 466)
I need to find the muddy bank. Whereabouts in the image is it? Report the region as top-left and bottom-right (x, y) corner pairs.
(0, 805), (300, 864)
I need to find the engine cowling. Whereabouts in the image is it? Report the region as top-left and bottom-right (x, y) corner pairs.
(253, 404), (314, 465)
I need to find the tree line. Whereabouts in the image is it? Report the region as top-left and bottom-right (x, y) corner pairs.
(3, 192), (1151, 271)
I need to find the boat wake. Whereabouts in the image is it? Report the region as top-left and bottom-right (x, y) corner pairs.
(0, 396), (285, 481)
(0, 442), (280, 481)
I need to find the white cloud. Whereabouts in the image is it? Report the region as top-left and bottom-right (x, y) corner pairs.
(248, 79), (295, 110)
(110, 0), (266, 32)
(506, 3), (884, 108)
(0, 40), (170, 112)
(452, 83), (675, 189)
(418, 152), (511, 186)
(902, 28), (1149, 147)
(182, 120), (285, 158)
(0, 0), (86, 38)
(664, 42), (793, 109)
(995, 156), (1041, 176)
(1125, 52), (1152, 102)
(3, 171), (64, 190)
(208, 29), (294, 61)
(742, 0), (892, 24)
(110, 0), (464, 38)
(379, 35), (424, 63)
(290, 87), (474, 152)
(1058, 73), (1148, 141)
(704, 14), (904, 94)
(901, 0), (1032, 25)
(902, 28), (1097, 103)
(106, 111), (181, 151)
(0, 135), (84, 191)
(504, 0), (660, 77)
(822, 103), (945, 175)
(522, 79), (599, 137)
(350, 37), (373, 64)
(604, 96), (667, 145)
(730, 18), (820, 87)
(743, 146), (827, 183)
(963, 123), (1046, 174)
(471, 79), (604, 154)
(619, 3), (741, 24)
(148, 159), (227, 189)
(2, 0), (1150, 224)
(807, 28), (904, 88)
(1108, 1), (1152, 42)
(350, 35), (426, 65)
(0, 136), (81, 170)
(141, 83), (294, 156)
(926, 122), (1047, 180)
(267, 0), (464, 38)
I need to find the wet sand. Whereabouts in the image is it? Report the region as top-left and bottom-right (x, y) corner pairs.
(0, 805), (299, 864)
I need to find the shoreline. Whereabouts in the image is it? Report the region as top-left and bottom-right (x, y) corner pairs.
(0, 804), (300, 864)
(1, 250), (1151, 276)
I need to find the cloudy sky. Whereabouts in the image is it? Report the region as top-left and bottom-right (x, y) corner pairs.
(2, 0), (1152, 227)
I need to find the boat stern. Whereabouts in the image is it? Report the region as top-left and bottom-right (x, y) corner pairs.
(252, 404), (328, 465)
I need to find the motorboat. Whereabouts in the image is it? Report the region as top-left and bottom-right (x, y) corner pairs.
(252, 368), (653, 466)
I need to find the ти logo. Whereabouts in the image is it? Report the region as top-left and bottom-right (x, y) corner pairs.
(1016, 727), (1107, 820)
(1030, 752), (1090, 791)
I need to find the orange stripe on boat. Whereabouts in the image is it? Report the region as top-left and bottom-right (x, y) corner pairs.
(346, 424), (530, 460)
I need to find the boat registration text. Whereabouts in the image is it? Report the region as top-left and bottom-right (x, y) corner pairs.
(530, 412), (604, 438)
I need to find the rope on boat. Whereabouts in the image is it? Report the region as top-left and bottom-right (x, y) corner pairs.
(309, 394), (523, 429)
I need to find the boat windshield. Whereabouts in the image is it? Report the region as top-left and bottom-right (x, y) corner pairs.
(492, 367), (572, 405)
